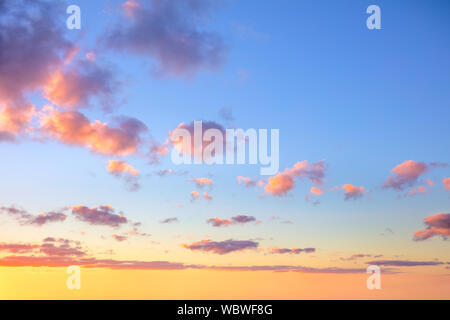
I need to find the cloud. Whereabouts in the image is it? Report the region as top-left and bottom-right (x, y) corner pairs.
(203, 192), (213, 200)
(264, 160), (327, 196)
(413, 213), (450, 241)
(342, 184), (366, 201)
(192, 177), (213, 188)
(183, 239), (259, 254)
(39, 109), (148, 156)
(0, 0), (74, 140)
(366, 260), (445, 267)
(207, 217), (232, 227)
(169, 121), (226, 159)
(443, 178), (450, 190)
(268, 248), (316, 254)
(39, 240), (86, 257)
(383, 160), (430, 191)
(107, 160), (140, 191)
(207, 215), (257, 227)
(231, 215), (256, 224)
(154, 169), (188, 177)
(0, 238), (85, 257)
(236, 176), (264, 188)
(407, 186), (427, 197)
(0, 206), (67, 226)
(0, 253), (385, 274)
(340, 254), (382, 261)
(72, 205), (128, 228)
(218, 106), (235, 122)
(160, 217), (179, 224)
(103, 0), (225, 77)
(112, 234), (128, 242)
(310, 187), (323, 196)
(0, 243), (39, 254)
(43, 58), (119, 110)
(191, 190), (200, 200)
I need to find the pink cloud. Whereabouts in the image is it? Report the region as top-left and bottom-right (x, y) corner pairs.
(382, 160), (428, 190)
(408, 186), (427, 196)
(413, 213), (450, 241)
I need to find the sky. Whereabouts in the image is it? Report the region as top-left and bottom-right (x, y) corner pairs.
(0, 0), (449, 299)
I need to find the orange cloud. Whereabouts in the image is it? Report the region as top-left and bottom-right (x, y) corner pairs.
(310, 187), (323, 196)
(264, 160), (327, 197)
(265, 173), (295, 196)
(40, 109), (147, 156)
(203, 192), (213, 200)
(192, 177), (213, 188)
(443, 178), (450, 190)
(107, 160), (139, 176)
(342, 184), (366, 200)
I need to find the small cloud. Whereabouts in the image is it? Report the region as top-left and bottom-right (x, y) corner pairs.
(160, 217), (179, 224)
(107, 160), (140, 191)
(112, 234), (128, 242)
(342, 184), (366, 201)
(182, 239), (259, 255)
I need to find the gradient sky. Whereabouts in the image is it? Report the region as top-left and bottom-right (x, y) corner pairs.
(0, 0), (449, 299)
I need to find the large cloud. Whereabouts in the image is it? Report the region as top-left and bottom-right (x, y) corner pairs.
(0, 0), (74, 140)
(183, 239), (259, 254)
(103, 0), (226, 77)
(40, 109), (148, 156)
(413, 213), (450, 241)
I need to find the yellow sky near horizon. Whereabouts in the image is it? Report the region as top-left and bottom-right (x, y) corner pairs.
(1, 267), (449, 300)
